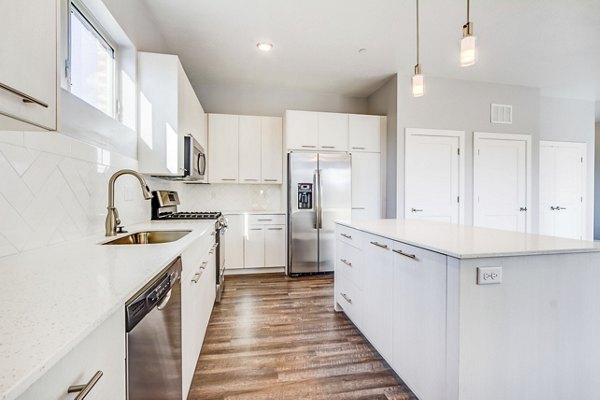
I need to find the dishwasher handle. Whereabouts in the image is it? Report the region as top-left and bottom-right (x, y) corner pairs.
(156, 289), (172, 311)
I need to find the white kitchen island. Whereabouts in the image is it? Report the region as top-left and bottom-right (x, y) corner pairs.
(334, 219), (600, 400)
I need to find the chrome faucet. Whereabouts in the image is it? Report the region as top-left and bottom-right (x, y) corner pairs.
(105, 169), (153, 236)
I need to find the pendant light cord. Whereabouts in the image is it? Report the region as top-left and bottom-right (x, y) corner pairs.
(416, 0), (420, 66)
(467, 0), (470, 22)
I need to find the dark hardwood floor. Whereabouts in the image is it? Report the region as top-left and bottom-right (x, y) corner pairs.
(188, 273), (417, 400)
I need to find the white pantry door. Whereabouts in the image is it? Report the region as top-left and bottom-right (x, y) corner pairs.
(539, 141), (586, 240)
(404, 129), (465, 223)
(473, 133), (531, 232)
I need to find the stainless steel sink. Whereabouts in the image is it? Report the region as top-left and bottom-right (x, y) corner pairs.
(103, 230), (191, 245)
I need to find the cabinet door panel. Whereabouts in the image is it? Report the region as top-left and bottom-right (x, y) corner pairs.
(349, 115), (381, 152)
(362, 234), (393, 363)
(264, 225), (286, 267)
(285, 110), (318, 150)
(239, 116), (262, 183)
(351, 153), (381, 219)
(224, 215), (244, 269)
(318, 112), (348, 151)
(261, 117), (283, 183)
(244, 226), (265, 268)
(208, 114), (239, 182)
(392, 242), (447, 400)
(0, 0), (57, 130)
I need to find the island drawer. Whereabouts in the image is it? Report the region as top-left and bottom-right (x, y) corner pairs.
(336, 241), (363, 289)
(335, 274), (361, 326)
(337, 225), (362, 248)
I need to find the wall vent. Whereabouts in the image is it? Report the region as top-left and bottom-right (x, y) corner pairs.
(491, 103), (513, 124)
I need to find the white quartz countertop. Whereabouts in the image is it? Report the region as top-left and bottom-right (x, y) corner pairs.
(0, 220), (215, 400)
(337, 219), (600, 259)
(223, 210), (285, 215)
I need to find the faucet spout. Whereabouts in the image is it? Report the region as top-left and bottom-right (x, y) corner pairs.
(105, 169), (153, 236)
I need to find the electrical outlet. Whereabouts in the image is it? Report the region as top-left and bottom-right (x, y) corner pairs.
(477, 266), (503, 285)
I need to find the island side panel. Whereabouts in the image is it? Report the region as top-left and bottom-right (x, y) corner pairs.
(446, 256), (460, 400)
(457, 252), (600, 400)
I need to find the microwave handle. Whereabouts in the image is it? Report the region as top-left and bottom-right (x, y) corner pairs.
(198, 153), (206, 175)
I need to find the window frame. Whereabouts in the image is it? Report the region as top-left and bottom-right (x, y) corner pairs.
(66, 0), (120, 119)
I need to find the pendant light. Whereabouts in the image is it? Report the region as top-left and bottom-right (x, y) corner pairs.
(460, 0), (477, 66)
(412, 0), (424, 97)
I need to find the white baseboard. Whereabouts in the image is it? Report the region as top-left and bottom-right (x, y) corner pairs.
(224, 267), (285, 275)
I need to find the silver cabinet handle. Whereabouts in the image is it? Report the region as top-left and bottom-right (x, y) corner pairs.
(352, 207), (366, 210)
(340, 233), (352, 239)
(340, 258), (352, 267)
(0, 82), (49, 108)
(244, 178), (259, 181)
(221, 178), (236, 181)
(321, 145), (336, 149)
(340, 292), (352, 304)
(370, 241), (389, 249)
(392, 249), (417, 259)
(301, 145), (316, 148)
(191, 272), (202, 283)
(552, 206), (566, 210)
(268, 227), (283, 230)
(411, 208), (423, 212)
(520, 207), (528, 212)
(257, 218), (272, 221)
(248, 228), (263, 231)
(200, 261), (208, 269)
(352, 146), (366, 150)
(209, 243), (218, 254)
(264, 179), (279, 182)
(68, 371), (103, 400)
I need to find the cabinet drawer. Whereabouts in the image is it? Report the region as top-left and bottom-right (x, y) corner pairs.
(247, 214), (286, 225)
(181, 230), (216, 279)
(19, 310), (125, 400)
(337, 225), (361, 248)
(335, 274), (361, 327)
(336, 241), (363, 289)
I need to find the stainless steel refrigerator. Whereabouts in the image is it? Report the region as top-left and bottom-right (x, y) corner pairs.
(288, 152), (351, 274)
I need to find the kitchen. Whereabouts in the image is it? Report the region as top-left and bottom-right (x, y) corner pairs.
(1, 1), (599, 400)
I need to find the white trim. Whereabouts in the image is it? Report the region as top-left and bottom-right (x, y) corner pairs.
(539, 140), (587, 240)
(403, 128), (466, 224)
(473, 132), (533, 233)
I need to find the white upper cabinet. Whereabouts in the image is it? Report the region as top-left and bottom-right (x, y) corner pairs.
(238, 116), (262, 183)
(208, 113), (239, 183)
(0, 0), (58, 130)
(352, 152), (382, 220)
(317, 112), (348, 151)
(349, 114), (382, 152)
(261, 116), (283, 183)
(285, 110), (318, 150)
(209, 114), (282, 184)
(138, 52), (205, 176)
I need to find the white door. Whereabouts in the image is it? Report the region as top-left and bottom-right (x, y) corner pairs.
(349, 114), (381, 152)
(238, 116), (262, 183)
(224, 214), (244, 269)
(351, 152), (381, 220)
(244, 226), (265, 268)
(539, 141), (586, 240)
(404, 129), (464, 223)
(264, 225), (286, 267)
(474, 133), (531, 232)
(285, 110), (318, 150)
(208, 114), (239, 183)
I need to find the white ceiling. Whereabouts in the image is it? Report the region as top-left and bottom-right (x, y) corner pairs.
(143, 0), (600, 100)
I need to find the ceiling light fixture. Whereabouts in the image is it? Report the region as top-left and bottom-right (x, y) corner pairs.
(460, 0), (477, 66)
(412, 0), (424, 97)
(256, 42), (273, 52)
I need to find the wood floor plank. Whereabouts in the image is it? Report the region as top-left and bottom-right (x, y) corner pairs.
(189, 273), (417, 400)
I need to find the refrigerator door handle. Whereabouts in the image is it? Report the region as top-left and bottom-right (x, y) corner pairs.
(313, 170), (319, 230)
(317, 169), (323, 229)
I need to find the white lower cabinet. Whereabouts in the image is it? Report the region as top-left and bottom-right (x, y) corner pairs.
(244, 226), (265, 268)
(181, 232), (216, 398)
(362, 234), (394, 364)
(19, 310), (125, 400)
(264, 225), (286, 267)
(224, 214), (245, 270)
(391, 241), (447, 400)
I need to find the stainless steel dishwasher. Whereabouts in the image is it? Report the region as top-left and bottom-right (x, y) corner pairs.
(125, 257), (182, 400)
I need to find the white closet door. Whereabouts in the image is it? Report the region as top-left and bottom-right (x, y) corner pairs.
(404, 129), (464, 224)
(473, 133), (531, 232)
(539, 141), (586, 240)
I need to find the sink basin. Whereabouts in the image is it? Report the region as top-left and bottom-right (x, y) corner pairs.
(103, 230), (191, 245)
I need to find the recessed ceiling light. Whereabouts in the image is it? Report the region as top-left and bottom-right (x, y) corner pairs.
(256, 42), (273, 52)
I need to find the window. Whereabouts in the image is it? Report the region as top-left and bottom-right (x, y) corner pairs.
(68, 2), (116, 117)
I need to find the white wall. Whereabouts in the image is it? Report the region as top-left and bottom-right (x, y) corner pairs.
(367, 75), (397, 217)
(193, 83), (368, 116)
(394, 76), (540, 227)
(539, 96), (595, 239)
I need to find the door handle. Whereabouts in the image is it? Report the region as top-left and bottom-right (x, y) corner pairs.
(370, 241), (389, 250)
(520, 207), (528, 212)
(156, 289), (172, 310)
(340, 292), (352, 304)
(411, 208), (423, 212)
(0, 82), (49, 108)
(340, 233), (352, 239)
(67, 371), (103, 399)
(317, 169), (323, 229)
(557, 206), (566, 210)
(392, 249), (417, 259)
(340, 258), (352, 267)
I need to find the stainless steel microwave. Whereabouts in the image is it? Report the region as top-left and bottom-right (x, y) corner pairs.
(183, 135), (207, 182)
